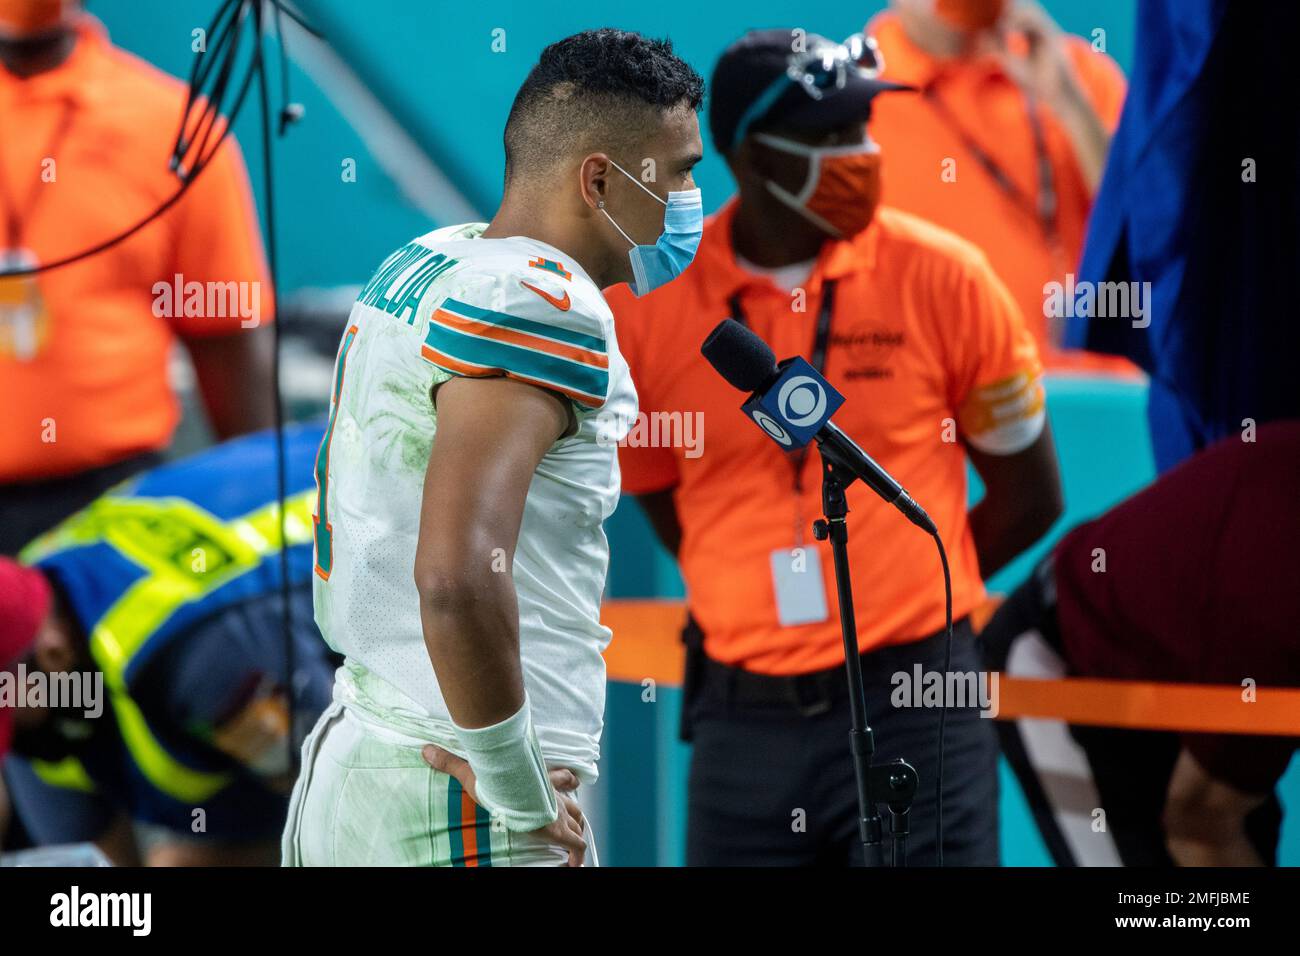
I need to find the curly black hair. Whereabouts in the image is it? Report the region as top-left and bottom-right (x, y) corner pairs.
(504, 29), (704, 186)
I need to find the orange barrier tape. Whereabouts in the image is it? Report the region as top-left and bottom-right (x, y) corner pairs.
(993, 675), (1300, 735)
(599, 600), (1300, 736)
(601, 600), (687, 687)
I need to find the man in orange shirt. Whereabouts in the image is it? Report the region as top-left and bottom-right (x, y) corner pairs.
(0, 1), (275, 554)
(609, 29), (1063, 865)
(868, 0), (1130, 372)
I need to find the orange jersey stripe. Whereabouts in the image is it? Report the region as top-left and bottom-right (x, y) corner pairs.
(418, 346), (496, 378)
(432, 308), (609, 371)
(460, 789), (480, 867)
(420, 345), (604, 408)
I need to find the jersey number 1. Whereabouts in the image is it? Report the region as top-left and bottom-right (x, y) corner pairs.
(313, 324), (359, 580)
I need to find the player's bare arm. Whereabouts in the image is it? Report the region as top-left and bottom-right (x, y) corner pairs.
(413, 374), (587, 863)
(414, 374), (569, 725)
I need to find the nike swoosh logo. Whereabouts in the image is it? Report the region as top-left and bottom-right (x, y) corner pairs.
(520, 280), (571, 311)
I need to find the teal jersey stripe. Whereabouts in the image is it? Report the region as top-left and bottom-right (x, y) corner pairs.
(475, 802), (493, 867)
(424, 322), (608, 402)
(442, 297), (607, 354)
(447, 776), (495, 866)
(448, 777), (467, 866)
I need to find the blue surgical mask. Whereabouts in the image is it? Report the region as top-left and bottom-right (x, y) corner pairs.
(599, 160), (703, 297)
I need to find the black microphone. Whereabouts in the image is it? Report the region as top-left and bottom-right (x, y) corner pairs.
(702, 319), (937, 534)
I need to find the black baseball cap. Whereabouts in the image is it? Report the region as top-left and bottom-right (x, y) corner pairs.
(709, 28), (913, 155)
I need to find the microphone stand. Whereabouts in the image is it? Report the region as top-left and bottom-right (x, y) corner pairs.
(812, 446), (919, 867)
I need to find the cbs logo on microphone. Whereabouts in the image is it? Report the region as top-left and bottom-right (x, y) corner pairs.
(742, 357), (845, 449)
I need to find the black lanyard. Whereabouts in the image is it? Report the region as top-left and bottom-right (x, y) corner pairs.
(922, 84), (1058, 245)
(0, 98), (77, 249)
(728, 278), (837, 493)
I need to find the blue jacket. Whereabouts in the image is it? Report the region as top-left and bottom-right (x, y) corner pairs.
(1068, 0), (1300, 468)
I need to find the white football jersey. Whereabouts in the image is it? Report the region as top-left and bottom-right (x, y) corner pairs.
(311, 223), (635, 781)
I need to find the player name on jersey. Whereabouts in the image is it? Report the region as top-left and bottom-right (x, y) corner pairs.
(357, 240), (461, 325)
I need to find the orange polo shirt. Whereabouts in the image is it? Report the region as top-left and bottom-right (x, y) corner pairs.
(610, 201), (1045, 675)
(867, 12), (1131, 374)
(0, 16), (271, 482)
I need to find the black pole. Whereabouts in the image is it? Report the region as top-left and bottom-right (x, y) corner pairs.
(814, 449), (920, 867)
(813, 455), (883, 867)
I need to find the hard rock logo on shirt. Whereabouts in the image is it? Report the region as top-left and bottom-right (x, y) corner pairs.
(833, 322), (905, 380)
(0, 248), (50, 361)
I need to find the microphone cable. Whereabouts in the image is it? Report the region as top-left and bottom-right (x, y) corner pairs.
(931, 531), (953, 867)
(3, 1), (317, 276)
(188, 0), (320, 774)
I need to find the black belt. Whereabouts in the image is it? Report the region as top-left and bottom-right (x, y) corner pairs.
(0, 449), (162, 495)
(0, 450), (164, 556)
(696, 622), (968, 719)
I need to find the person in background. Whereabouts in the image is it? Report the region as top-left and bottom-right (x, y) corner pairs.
(609, 28), (1063, 866)
(981, 421), (1300, 866)
(0, 0), (275, 554)
(867, 0), (1129, 372)
(0, 569), (29, 844)
(1066, 0), (1300, 471)
(0, 423), (336, 866)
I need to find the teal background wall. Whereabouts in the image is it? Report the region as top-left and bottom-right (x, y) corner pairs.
(88, 0), (1137, 292)
(81, 1), (1297, 866)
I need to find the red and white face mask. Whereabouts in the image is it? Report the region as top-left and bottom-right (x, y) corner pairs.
(0, 0), (77, 39)
(753, 132), (882, 239)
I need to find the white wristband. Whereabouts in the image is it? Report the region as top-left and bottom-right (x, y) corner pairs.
(453, 693), (558, 832)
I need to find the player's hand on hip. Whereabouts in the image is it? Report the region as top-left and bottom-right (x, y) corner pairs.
(422, 745), (588, 866)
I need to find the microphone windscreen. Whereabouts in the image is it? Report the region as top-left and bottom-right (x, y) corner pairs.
(701, 319), (778, 393)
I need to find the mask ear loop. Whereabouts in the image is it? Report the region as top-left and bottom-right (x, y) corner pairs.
(794, 152), (822, 205)
(597, 158), (667, 250)
(597, 200), (638, 251)
(607, 159), (669, 206)
(753, 134), (822, 207)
